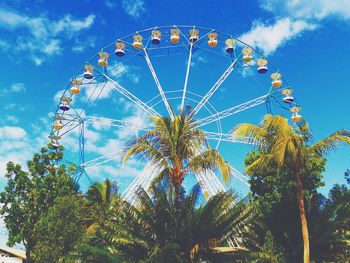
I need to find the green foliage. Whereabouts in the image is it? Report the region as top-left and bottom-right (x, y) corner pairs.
(71, 185), (252, 262)
(0, 147), (78, 261)
(123, 114), (231, 205)
(234, 114), (350, 262)
(308, 183), (350, 261)
(31, 195), (84, 262)
(245, 150), (329, 261)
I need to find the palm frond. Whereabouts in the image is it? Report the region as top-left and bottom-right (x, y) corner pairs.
(311, 131), (350, 156)
(186, 149), (231, 183)
(123, 137), (167, 167)
(233, 123), (267, 148)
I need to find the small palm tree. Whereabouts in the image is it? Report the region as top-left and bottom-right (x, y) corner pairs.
(83, 179), (114, 235)
(115, 184), (252, 262)
(232, 114), (350, 263)
(86, 178), (112, 205)
(123, 114), (231, 206)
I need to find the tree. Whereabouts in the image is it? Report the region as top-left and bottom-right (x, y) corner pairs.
(0, 146), (78, 261)
(244, 151), (326, 261)
(83, 179), (118, 235)
(123, 114), (231, 207)
(71, 184), (252, 262)
(233, 114), (350, 263)
(113, 185), (251, 262)
(31, 195), (84, 262)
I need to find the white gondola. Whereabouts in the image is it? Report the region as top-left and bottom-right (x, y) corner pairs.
(170, 28), (180, 44)
(208, 32), (218, 48)
(98, 51), (109, 67)
(70, 79), (82, 95)
(59, 97), (72, 111)
(83, 65), (94, 79)
(282, 89), (294, 103)
(151, 30), (161, 44)
(132, 34), (143, 50)
(257, 58), (268, 74)
(290, 107), (302, 123)
(271, 73), (282, 88)
(225, 39), (235, 54)
(242, 47), (253, 62)
(59, 102), (70, 111)
(51, 140), (59, 149)
(189, 29), (199, 43)
(115, 42), (126, 57)
(53, 121), (63, 130)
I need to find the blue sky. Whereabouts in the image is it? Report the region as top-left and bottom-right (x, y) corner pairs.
(0, 1), (350, 240)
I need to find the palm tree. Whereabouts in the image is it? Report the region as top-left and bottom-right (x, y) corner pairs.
(232, 114), (350, 263)
(83, 179), (115, 234)
(123, 114), (231, 207)
(115, 184), (252, 262)
(86, 178), (113, 205)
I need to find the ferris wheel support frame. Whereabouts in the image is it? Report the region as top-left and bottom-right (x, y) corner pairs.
(98, 70), (161, 117)
(190, 57), (240, 118)
(143, 48), (175, 119)
(195, 93), (271, 127)
(181, 43), (193, 112)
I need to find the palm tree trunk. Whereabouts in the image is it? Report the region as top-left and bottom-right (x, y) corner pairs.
(295, 159), (310, 263)
(174, 183), (180, 210)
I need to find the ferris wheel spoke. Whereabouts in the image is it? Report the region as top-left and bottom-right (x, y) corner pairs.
(181, 43), (193, 111)
(82, 115), (152, 131)
(80, 151), (123, 168)
(97, 70), (160, 117)
(204, 131), (257, 145)
(143, 48), (174, 119)
(190, 57), (240, 118)
(194, 94), (270, 128)
(122, 161), (162, 204)
(228, 164), (250, 186)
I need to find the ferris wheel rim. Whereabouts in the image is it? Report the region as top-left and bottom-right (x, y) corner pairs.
(49, 24), (302, 187)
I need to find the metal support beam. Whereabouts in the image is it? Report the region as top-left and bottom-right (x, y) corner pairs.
(122, 161), (162, 204)
(204, 131), (257, 145)
(190, 58), (239, 118)
(195, 94), (270, 127)
(143, 48), (174, 119)
(181, 43), (193, 112)
(102, 73), (160, 117)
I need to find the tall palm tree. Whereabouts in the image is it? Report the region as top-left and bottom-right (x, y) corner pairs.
(123, 114), (231, 206)
(232, 114), (350, 263)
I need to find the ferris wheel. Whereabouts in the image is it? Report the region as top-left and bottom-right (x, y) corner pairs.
(49, 25), (302, 203)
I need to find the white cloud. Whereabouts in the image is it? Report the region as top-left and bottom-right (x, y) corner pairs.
(121, 0), (146, 18)
(190, 54), (208, 67)
(51, 14), (95, 35)
(0, 216), (8, 246)
(3, 115), (19, 125)
(0, 39), (10, 52)
(0, 83), (26, 96)
(260, 0), (350, 21)
(239, 0), (350, 56)
(239, 18), (316, 55)
(104, 0), (117, 9)
(0, 126), (33, 176)
(4, 103), (26, 111)
(81, 62), (140, 102)
(0, 126), (27, 139)
(9, 83), (26, 93)
(71, 36), (97, 53)
(0, 8), (95, 65)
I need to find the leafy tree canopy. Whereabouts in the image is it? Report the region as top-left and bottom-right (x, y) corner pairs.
(0, 146), (78, 261)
